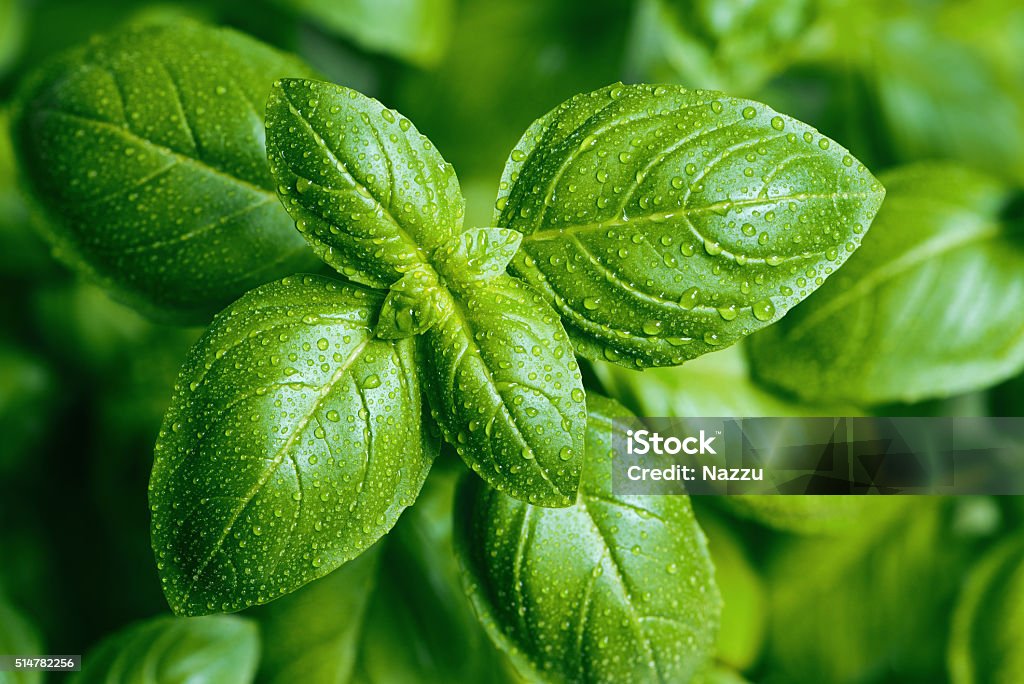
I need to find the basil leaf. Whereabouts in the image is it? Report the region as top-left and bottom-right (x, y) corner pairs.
(265, 77), (465, 290)
(455, 394), (721, 683)
(950, 537), (1024, 684)
(767, 499), (977, 683)
(627, 0), (817, 94)
(593, 346), (908, 535)
(266, 77), (585, 505)
(353, 468), (518, 683)
(12, 20), (320, 322)
(496, 83), (885, 368)
(433, 227), (523, 283)
(0, 595), (43, 684)
(69, 615), (259, 684)
(254, 470), (517, 683)
(254, 546), (381, 684)
(150, 275), (434, 615)
(420, 274), (586, 507)
(696, 510), (765, 672)
(872, 10), (1024, 186)
(748, 163), (1024, 405)
(274, 0), (453, 68)
(374, 268), (450, 340)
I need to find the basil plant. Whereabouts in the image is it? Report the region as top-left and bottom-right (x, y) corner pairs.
(12, 20), (883, 684)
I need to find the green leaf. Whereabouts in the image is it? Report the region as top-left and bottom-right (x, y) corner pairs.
(150, 275), (435, 615)
(419, 274), (587, 508)
(496, 83), (885, 368)
(454, 394), (721, 683)
(253, 470), (517, 683)
(373, 267), (451, 340)
(0, 595), (43, 684)
(950, 537), (1024, 684)
(626, 0), (818, 95)
(12, 19), (321, 322)
(766, 499), (977, 683)
(872, 11), (1024, 186)
(267, 77), (586, 507)
(748, 163), (1024, 405)
(696, 510), (765, 672)
(353, 468), (518, 684)
(254, 546), (381, 684)
(433, 227), (524, 284)
(265, 77), (465, 291)
(69, 615), (259, 684)
(274, 0), (453, 68)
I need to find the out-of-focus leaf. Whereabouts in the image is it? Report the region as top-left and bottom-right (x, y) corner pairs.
(626, 0), (819, 95)
(455, 395), (721, 684)
(0, 593), (43, 684)
(13, 19), (320, 322)
(254, 547), (380, 684)
(696, 667), (751, 684)
(69, 615), (259, 684)
(696, 511), (765, 672)
(0, 0), (25, 79)
(594, 344), (847, 419)
(497, 83), (884, 368)
(353, 469), (517, 684)
(765, 499), (974, 684)
(0, 344), (54, 476)
(274, 0), (453, 68)
(32, 282), (164, 374)
(252, 470), (517, 683)
(749, 164), (1024, 405)
(871, 14), (1024, 186)
(949, 536), (1024, 684)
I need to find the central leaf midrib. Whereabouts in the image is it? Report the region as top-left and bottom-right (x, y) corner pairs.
(786, 219), (1002, 340)
(41, 108), (274, 200)
(442, 288), (568, 499)
(521, 191), (877, 243)
(279, 90), (437, 282)
(180, 336), (372, 605)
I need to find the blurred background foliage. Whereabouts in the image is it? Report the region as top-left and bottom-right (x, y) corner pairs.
(0, 0), (1021, 682)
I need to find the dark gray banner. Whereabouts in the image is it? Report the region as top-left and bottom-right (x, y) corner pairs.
(610, 417), (1024, 495)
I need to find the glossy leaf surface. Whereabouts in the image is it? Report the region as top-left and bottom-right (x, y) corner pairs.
(266, 77), (464, 290)
(267, 78), (585, 507)
(150, 275), (433, 615)
(749, 163), (1024, 404)
(455, 395), (720, 683)
(420, 275), (586, 508)
(12, 20), (320, 321)
(497, 83), (884, 367)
